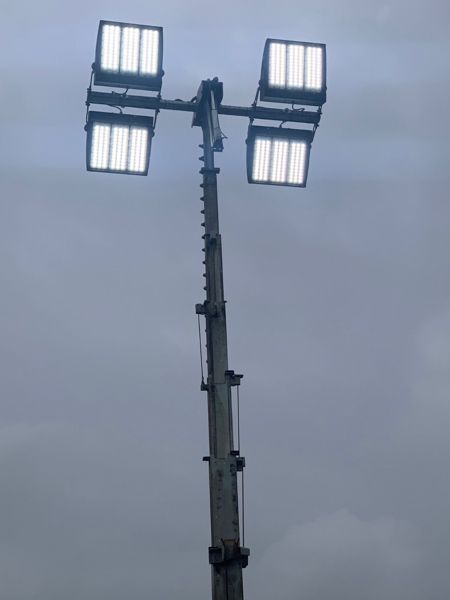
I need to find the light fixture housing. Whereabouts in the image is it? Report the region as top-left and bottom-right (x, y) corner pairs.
(86, 111), (154, 176)
(246, 125), (313, 188)
(93, 20), (163, 91)
(260, 38), (326, 106)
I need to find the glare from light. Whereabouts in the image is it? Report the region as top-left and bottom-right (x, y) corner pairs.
(252, 138), (271, 182)
(270, 140), (289, 183)
(287, 141), (307, 185)
(287, 44), (304, 89)
(251, 135), (309, 186)
(266, 40), (324, 97)
(91, 124), (111, 169)
(129, 127), (149, 173)
(109, 126), (129, 171)
(88, 117), (152, 174)
(305, 46), (323, 90)
(98, 23), (161, 82)
(100, 24), (121, 72)
(140, 29), (159, 75)
(121, 26), (140, 74)
(268, 42), (286, 88)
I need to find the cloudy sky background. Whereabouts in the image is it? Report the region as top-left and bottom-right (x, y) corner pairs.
(1, 1), (450, 598)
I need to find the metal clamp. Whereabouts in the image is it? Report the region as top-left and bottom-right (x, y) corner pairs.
(230, 451), (245, 471)
(236, 456), (246, 472)
(195, 303), (206, 315)
(225, 370), (243, 386)
(200, 166), (221, 175)
(196, 301), (220, 318)
(208, 543), (250, 568)
(208, 545), (224, 565)
(240, 546), (250, 568)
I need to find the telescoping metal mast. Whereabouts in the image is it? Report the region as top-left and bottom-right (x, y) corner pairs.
(84, 22), (327, 600)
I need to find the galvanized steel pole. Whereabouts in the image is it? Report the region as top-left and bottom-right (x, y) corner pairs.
(194, 80), (248, 600)
(86, 76), (319, 600)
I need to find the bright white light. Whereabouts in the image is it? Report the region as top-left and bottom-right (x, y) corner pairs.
(270, 140), (289, 183)
(128, 127), (149, 173)
(287, 141), (307, 185)
(100, 24), (121, 72)
(305, 46), (323, 90)
(120, 27), (140, 73)
(89, 119), (151, 174)
(267, 41), (324, 95)
(109, 126), (130, 171)
(269, 42), (286, 88)
(99, 23), (161, 79)
(91, 124), (111, 169)
(251, 135), (309, 185)
(140, 29), (159, 75)
(287, 44), (305, 89)
(252, 138), (271, 182)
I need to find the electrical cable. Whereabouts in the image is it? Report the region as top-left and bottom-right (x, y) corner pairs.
(242, 461), (245, 548)
(85, 69), (95, 125)
(197, 314), (205, 386)
(237, 385), (241, 453)
(251, 85), (260, 108)
(237, 386), (245, 547)
(153, 92), (162, 128)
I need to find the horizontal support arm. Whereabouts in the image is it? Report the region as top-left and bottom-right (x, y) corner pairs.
(87, 91), (195, 113)
(86, 90), (321, 126)
(219, 103), (320, 125)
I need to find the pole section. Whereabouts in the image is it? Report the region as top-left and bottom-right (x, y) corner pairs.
(194, 80), (248, 600)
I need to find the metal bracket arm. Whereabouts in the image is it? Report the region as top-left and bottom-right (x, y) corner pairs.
(86, 90), (321, 125)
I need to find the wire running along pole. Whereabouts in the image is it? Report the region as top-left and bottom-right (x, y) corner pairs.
(197, 314), (205, 385)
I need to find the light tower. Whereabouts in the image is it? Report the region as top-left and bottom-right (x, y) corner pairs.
(84, 21), (327, 600)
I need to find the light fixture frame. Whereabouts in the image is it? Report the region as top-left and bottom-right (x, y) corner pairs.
(93, 20), (164, 91)
(86, 110), (154, 176)
(246, 125), (314, 188)
(259, 38), (327, 106)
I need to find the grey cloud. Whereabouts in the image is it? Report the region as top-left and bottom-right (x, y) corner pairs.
(250, 510), (421, 600)
(1, 1), (450, 599)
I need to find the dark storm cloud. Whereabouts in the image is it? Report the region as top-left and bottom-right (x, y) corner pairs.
(1, 1), (450, 599)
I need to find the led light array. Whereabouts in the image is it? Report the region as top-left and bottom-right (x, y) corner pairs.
(94, 20), (163, 90)
(269, 42), (323, 91)
(86, 112), (153, 175)
(260, 38), (326, 106)
(100, 23), (160, 75)
(247, 126), (313, 187)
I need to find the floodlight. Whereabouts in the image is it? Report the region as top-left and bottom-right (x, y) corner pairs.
(246, 125), (313, 187)
(93, 20), (163, 91)
(86, 111), (154, 175)
(260, 38), (326, 106)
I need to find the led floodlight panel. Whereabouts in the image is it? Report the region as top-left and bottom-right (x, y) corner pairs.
(247, 126), (313, 187)
(86, 111), (154, 175)
(93, 20), (163, 91)
(260, 38), (326, 106)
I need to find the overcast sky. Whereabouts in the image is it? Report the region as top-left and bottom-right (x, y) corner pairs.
(1, 1), (450, 599)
